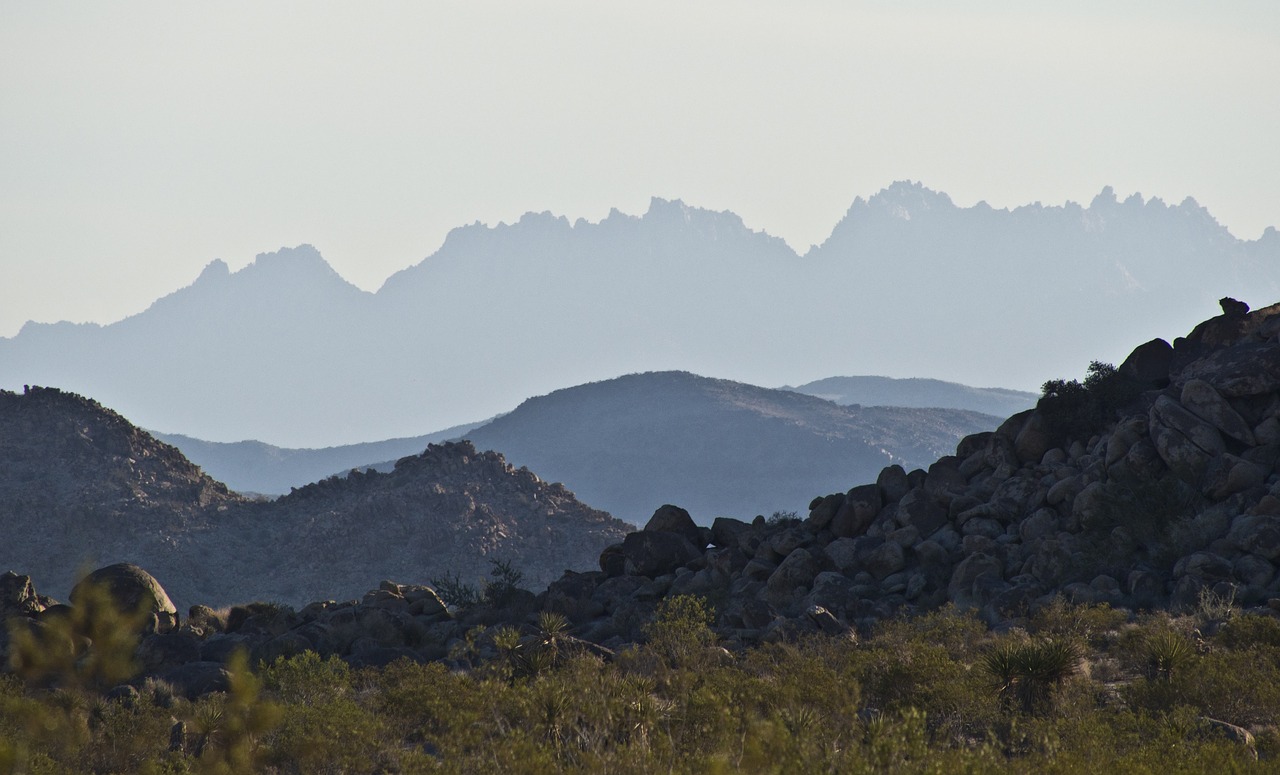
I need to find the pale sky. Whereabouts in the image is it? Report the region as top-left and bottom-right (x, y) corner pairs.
(2, 1), (1278, 338)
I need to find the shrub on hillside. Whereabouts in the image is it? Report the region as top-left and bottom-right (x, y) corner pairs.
(1039, 361), (1143, 444)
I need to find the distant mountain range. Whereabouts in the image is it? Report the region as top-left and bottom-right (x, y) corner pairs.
(1, 182), (1275, 447)
(0, 387), (628, 608)
(785, 376), (1037, 417)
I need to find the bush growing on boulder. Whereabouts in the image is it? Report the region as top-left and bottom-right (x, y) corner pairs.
(1039, 361), (1143, 444)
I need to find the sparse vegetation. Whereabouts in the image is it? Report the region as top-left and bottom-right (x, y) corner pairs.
(767, 509), (802, 527)
(5, 597), (1280, 771)
(430, 557), (531, 611)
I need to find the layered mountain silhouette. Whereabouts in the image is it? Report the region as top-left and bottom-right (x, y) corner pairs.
(785, 376), (1036, 417)
(150, 418), (487, 497)
(453, 371), (994, 525)
(0, 387), (629, 608)
(1, 183), (1275, 447)
(156, 372), (1006, 520)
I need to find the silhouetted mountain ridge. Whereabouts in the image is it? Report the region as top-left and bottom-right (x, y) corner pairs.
(452, 371), (1001, 525)
(2, 183), (1274, 447)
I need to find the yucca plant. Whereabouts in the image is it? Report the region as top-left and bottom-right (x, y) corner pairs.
(1145, 630), (1196, 681)
(981, 638), (1081, 714)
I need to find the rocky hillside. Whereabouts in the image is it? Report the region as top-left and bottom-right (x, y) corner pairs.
(246, 441), (632, 603)
(537, 298), (1280, 647)
(0, 389), (629, 608)
(0, 386), (238, 516)
(0, 387), (243, 600)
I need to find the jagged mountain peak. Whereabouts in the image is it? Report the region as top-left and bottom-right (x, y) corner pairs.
(870, 180), (957, 213)
(135, 244), (370, 325)
(194, 258), (230, 282)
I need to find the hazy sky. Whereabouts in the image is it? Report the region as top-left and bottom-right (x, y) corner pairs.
(2, 1), (1278, 338)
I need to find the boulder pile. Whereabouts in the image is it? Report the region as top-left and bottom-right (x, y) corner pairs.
(542, 298), (1280, 644)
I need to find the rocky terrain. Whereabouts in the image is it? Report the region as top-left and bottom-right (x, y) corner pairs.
(0, 389), (629, 608)
(7, 299), (1280, 693)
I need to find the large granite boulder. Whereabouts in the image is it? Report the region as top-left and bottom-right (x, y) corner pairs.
(71, 564), (179, 634)
(643, 504), (704, 547)
(620, 531), (701, 577)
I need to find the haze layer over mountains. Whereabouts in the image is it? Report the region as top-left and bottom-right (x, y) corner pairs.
(2, 182), (1275, 447)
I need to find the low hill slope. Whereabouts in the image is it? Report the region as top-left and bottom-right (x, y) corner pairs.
(458, 371), (1001, 525)
(786, 375), (1037, 417)
(0, 388), (628, 608)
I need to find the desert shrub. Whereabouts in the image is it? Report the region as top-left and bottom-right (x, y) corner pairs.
(1029, 598), (1128, 649)
(1125, 646), (1280, 726)
(431, 558), (529, 611)
(841, 607), (999, 739)
(483, 558), (528, 608)
(1194, 585), (1239, 624)
(426, 571), (482, 609)
(225, 601), (296, 636)
(1216, 613), (1280, 651)
(871, 604), (990, 661)
(190, 649), (282, 773)
(261, 651), (351, 706)
(767, 510), (801, 527)
(640, 594), (717, 670)
(260, 694), (393, 774)
(1143, 630), (1199, 681)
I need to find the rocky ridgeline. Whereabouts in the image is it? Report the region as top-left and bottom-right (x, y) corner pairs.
(543, 299), (1280, 643)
